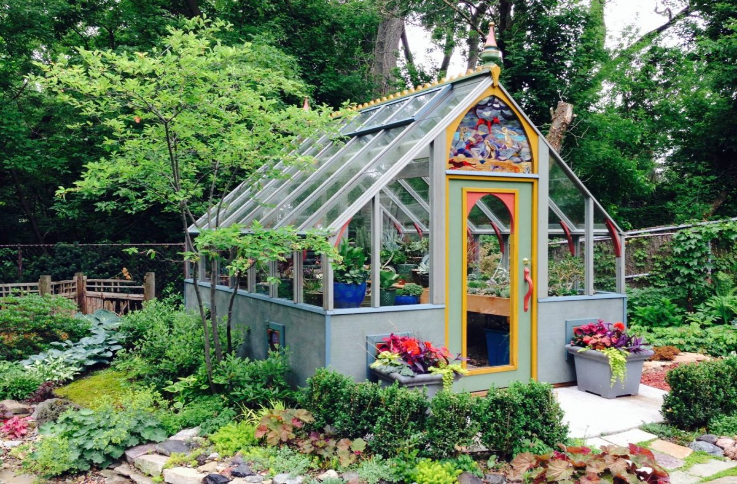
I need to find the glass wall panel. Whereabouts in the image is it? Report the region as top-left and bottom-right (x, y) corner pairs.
(276, 254), (295, 300)
(302, 81), (481, 231)
(547, 207), (584, 296)
(549, 153), (586, 229)
(255, 261), (270, 295)
(303, 251), (324, 307)
(594, 208), (617, 292)
(334, 202), (373, 308)
(384, 180), (429, 229)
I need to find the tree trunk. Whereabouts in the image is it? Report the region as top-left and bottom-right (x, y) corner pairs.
(400, 25), (414, 69)
(546, 101), (574, 152)
(184, 0), (201, 17)
(438, 30), (455, 79)
(209, 257), (223, 363)
(372, 13), (404, 96)
(10, 169), (45, 246)
(465, 3), (488, 70)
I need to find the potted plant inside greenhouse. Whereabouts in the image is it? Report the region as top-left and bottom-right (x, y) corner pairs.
(565, 321), (653, 399)
(370, 333), (467, 397)
(411, 255), (430, 288)
(333, 240), (370, 309)
(466, 243), (510, 316)
(379, 269), (400, 306)
(395, 283), (424, 305)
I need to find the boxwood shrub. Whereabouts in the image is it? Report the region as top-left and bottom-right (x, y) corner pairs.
(663, 356), (737, 429)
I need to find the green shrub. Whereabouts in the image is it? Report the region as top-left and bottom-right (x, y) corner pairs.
(475, 381), (568, 459)
(0, 361), (43, 400)
(405, 459), (461, 484)
(20, 435), (77, 478)
(301, 369), (427, 457)
(209, 420), (257, 456)
(212, 352), (294, 409)
(159, 395), (236, 435)
(27, 389), (168, 475)
(425, 391), (478, 459)
(663, 357), (737, 429)
(709, 413), (737, 437)
(0, 294), (89, 361)
(356, 456), (399, 484)
(116, 300), (206, 390)
(633, 298), (683, 327)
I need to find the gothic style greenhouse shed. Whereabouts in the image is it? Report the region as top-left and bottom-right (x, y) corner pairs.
(185, 30), (626, 392)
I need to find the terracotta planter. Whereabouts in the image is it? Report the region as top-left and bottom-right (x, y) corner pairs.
(566, 344), (654, 399)
(370, 368), (458, 398)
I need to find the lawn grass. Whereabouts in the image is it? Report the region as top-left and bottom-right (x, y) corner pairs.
(54, 368), (135, 408)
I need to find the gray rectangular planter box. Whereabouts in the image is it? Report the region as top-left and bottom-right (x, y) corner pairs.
(370, 368), (446, 398)
(565, 344), (654, 399)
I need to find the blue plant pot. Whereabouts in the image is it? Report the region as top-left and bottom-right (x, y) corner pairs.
(333, 282), (367, 308)
(485, 329), (510, 366)
(394, 295), (419, 306)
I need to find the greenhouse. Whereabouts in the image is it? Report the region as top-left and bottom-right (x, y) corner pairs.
(185, 32), (626, 392)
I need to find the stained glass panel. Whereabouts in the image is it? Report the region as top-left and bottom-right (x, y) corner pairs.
(448, 96), (532, 173)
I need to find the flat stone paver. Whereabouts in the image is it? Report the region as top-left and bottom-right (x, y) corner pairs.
(0, 470), (35, 484)
(687, 460), (737, 478)
(667, 471), (700, 484)
(601, 428), (657, 447)
(652, 451), (684, 469)
(650, 439), (694, 459)
(707, 477), (737, 483)
(584, 437), (611, 449)
(555, 384), (667, 438)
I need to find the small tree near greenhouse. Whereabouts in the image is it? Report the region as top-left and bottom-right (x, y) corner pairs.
(43, 17), (345, 390)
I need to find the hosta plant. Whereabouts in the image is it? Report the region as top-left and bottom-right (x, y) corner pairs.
(24, 356), (82, 383)
(509, 444), (670, 483)
(1, 416), (32, 439)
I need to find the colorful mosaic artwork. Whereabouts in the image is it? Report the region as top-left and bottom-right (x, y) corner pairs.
(448, 96), (532, 173)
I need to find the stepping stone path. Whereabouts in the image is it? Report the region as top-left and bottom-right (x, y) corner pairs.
(592, 429), (737, 483)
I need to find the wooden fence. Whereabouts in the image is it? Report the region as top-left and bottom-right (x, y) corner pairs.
(0, 272), (155, 315)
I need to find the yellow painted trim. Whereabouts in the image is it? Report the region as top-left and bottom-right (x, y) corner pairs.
(461, 187), (519, 375)
(444, 176), (450, 347)
(444, 87), (540, 174)
(531, 177), (538, 380)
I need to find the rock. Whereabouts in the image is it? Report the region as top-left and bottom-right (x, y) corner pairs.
(272, 475), (303, 484)
(0, 400), (32, 416)
(340, 473), (358, 482)
(724, 445), (737, 460)
(208, 453), (221, 461)
(30, 398), (77, 427)
(156, 440), (192, 456)
(689, 440), (724, 457)
(345, 479), (361, 484)
(484, 475), (506, 484)
(231, 465), (255, 478)
(195, 454), (209, 466)
(126, 444), (158, 465)
(458, 472), (482, 484)
(100, 469), (133, 484)
(0, 440), (23, 449)
(163, 467), (207, 484)
(171, 428), (201, 440)
(114, 463), (155, 484)
(697, 434), (719, 445)
(135, 454), (170, 477)
(198, 463), (220, 474)
(316, 470), (339, 481)
(716, 438), (736, 449)
(244, 477), (264, 483)
(202, 474), (231, 484)
(230, 456), (245, 466)
(652, 451), (684, 469)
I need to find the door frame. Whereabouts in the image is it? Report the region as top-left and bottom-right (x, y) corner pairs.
(445, 175), (538, 384)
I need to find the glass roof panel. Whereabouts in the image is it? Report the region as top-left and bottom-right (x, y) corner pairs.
(198, 135), (324, 229)
(549, 152), (586, 229)
(381, 193), (417, 229)
(341, 107), (380, 134)
(225, 137), (342, 227)
(296, 81), (481, 231)
(386, 181), (429, 227)
(359, 99), (408, 131)
(265, 127), (407, 228)
(391, 90), (439, 119)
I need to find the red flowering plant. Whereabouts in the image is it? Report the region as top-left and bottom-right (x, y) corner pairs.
(369, 333), (467, 390)
(570, 320), (649, 386)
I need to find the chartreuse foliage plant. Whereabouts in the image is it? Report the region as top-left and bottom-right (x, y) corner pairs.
(210, 420), (258, 456)
(405, 459), (461, 484)
(25, 389), (167, 475)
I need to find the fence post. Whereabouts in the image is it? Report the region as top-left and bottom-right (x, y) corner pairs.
(39, 275), (52, 296)
(144, 272), (155, 301)
(76, 272), (87, 314)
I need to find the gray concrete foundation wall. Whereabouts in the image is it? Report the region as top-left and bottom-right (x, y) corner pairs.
(329, 307), (446, 382)
(537, 294), (626, 384)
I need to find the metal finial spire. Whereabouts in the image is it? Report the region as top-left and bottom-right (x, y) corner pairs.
(303, 97), (310, 111)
